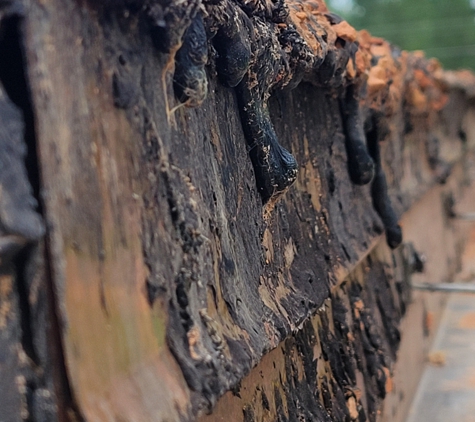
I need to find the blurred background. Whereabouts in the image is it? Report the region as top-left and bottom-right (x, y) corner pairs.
(327, 0), (475, 71)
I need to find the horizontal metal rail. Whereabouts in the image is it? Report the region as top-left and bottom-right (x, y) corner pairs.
(411, 281), (475, 293)
(453, 212), (475, 221)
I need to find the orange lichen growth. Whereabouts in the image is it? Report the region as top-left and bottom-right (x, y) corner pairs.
(333, 21), (357, 43)
(405, 55), (448, 116)
(287, 0), (333, 58)
(285, 0), (450, 124)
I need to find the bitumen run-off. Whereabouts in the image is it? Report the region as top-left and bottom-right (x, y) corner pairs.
(406, 293), (475, 422)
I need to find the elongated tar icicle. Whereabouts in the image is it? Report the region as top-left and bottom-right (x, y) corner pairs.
(366, 113), (402, 249)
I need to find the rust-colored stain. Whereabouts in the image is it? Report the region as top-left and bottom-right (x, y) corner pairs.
(383, 367), (393, 394)
(425, 311), (435, 333)
(458, 312), (475, 329)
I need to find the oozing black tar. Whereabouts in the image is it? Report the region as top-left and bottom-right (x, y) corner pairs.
(146, 0), (403, 246)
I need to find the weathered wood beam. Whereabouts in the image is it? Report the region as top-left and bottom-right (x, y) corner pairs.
(1, 0), (475, 421)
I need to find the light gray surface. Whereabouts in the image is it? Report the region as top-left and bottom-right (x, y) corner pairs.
(406, 293), (475, 422)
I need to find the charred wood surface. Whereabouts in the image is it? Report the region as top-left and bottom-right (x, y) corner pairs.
(1, 0), (475, 421)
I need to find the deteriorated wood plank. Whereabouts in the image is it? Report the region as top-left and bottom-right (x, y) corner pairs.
(201, 245), (405, 422)
(5, 0), (475, 421)
(203, 159), (475, 422)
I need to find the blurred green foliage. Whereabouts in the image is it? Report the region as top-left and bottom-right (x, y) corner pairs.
(327, 0), (475, 70)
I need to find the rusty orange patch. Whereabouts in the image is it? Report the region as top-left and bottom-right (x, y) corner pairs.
(458, 312), (475, 329)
